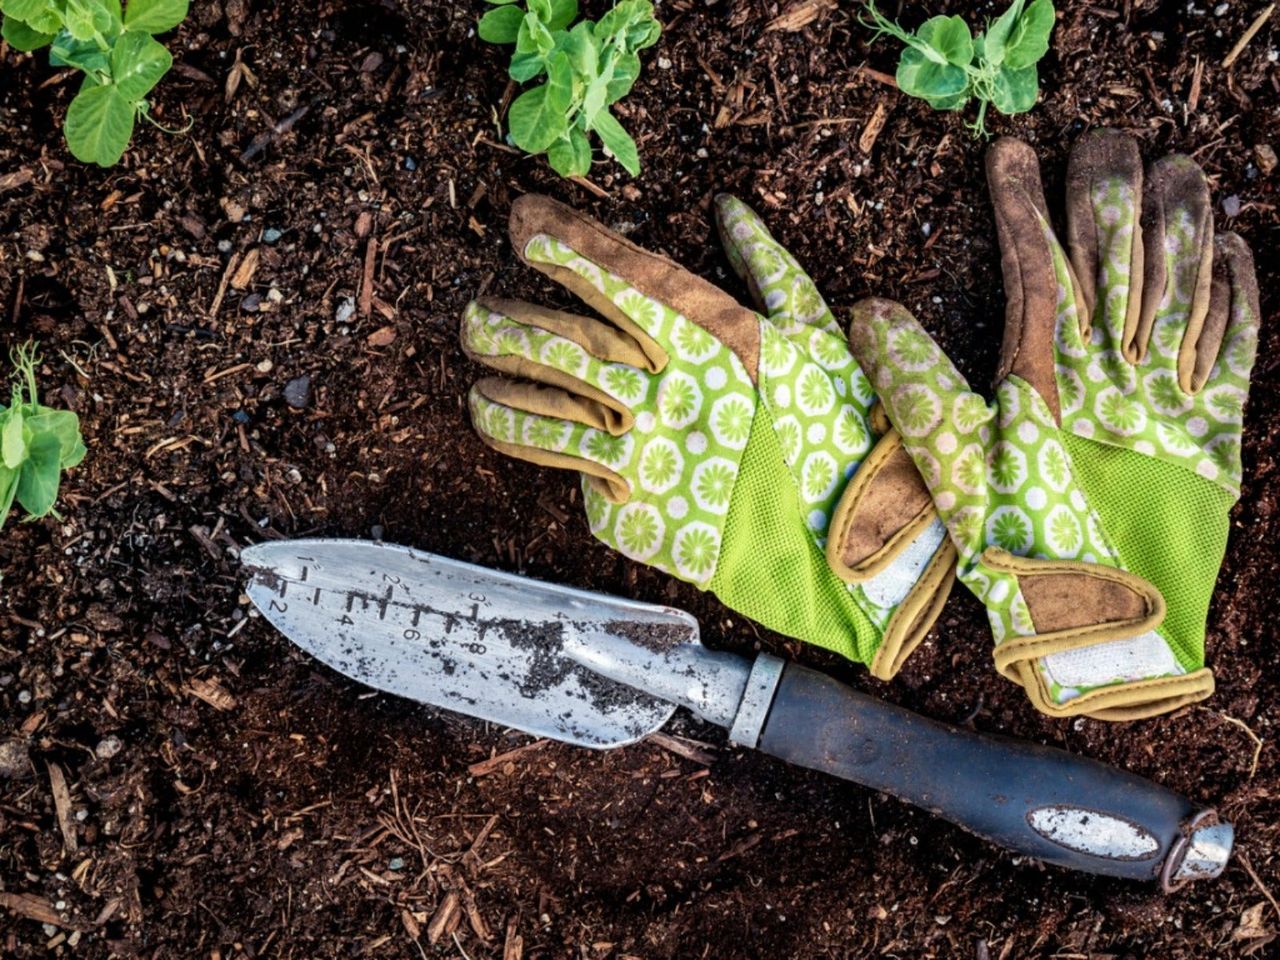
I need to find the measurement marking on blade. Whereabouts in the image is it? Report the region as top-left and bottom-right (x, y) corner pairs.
(263, 580), (532, 644)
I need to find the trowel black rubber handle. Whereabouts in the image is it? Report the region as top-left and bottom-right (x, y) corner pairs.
(755, 664), (1229, 885)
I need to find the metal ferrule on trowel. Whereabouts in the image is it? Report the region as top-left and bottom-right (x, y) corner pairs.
(243, 538), (1231, 890)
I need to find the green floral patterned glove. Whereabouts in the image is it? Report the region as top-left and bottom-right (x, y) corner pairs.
(849, 131), (1260, 720)
(461, 194), (956, 677)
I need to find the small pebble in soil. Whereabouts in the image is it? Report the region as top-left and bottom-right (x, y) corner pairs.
(1222, 194), (1241, 217)
(257, 359), (274, 373)
(18, 690), (31, 704)
(335, 297), (356, 324)
(95, 736), (123, 760)
(388, 857), (405, 871)
(240, 293), (262, 312)
(1255, 144), (1276, 175)
(1213, 2), (1228, 13)
(233, 410), (251, 424)
(0, 739), (31, 778)
(262, 227), (284, 244)
(404, 156), (417, 171)
(284, 375), (312, 409)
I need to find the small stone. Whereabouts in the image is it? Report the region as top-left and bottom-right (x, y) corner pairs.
(262, 227), (284, 244)
(403, 156), (417, 171)
(267, 287), (284, 303)
(1254, 144), (1277, 175)
(18, 689), (32, 704)
(0, 739), (30, 778)
(240, 292), (262, 312)
(233, 410), (251, 424)
(335, 297), (356, 324)
(1213, 1), (1228, 13)
(284, 375), (312, 409)
(657, 56), (672, 69)
(256, 359), (274, 373)
(1222, 194), (1241, 217)
(388, 857), (405, 871)
(95, 736), (123, 760)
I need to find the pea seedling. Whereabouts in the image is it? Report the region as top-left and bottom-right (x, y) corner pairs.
(478, 0), (661, 178)
(0, 343), (87, 532)
(2, 0), (190, 166)
(862, 0), (1055, 137)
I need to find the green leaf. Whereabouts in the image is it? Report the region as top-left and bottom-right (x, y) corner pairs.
(63, 81), (136, 166)
(14, 430), (62, 518)
(0, 464), (18, 529)
(1, 0), (50, 22)
(547, 125), (591, 177)
(1004, 0), (1054, 68)
(62, 0), (103, 41)
(983, 0), (1024, 66)
(991, 63), (1039, 114)
(1, 14), (54, 50)
(924, 91), (969, 111)
(2, 407), (27, 469)
(508, 48), (546, 81)
(628, 17), (660, 51)
(122, 0), (186, 33)
(50, 29), (112, 72)
(485, 0), (521, 5)
(590, 108), (639, 176)
(527, 0), (551, 22)
(605, 51), (639, 103)
(516, 10), (554, 56)
(547, 0), (576, 31)
(596, 0), (655, 44)
(478, 4), (522, 43)
(580, 67), (610, 125)
(561, 18), (597, 74)
(917, 14), (972, 67)
(26, 410), (85, 467)
(896, 46), (968, 101)
(508, 52), (573, 154)
(110, 27), (170, 97)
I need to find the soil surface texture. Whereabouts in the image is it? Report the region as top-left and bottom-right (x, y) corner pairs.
(2, 1), (1279, 957)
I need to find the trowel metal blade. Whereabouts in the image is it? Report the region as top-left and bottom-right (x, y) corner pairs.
(241, 539), (688, 748)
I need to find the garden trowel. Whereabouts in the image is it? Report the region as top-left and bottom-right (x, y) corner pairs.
(242, 538), (1231, 889)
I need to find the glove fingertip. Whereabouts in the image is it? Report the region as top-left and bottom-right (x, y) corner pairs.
(713, 193), (763, 283)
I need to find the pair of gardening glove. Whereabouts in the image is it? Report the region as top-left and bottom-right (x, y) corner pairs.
(460, 129), (1259, 721)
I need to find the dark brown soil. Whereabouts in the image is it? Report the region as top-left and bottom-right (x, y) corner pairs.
(2, 1), (1279, 957)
